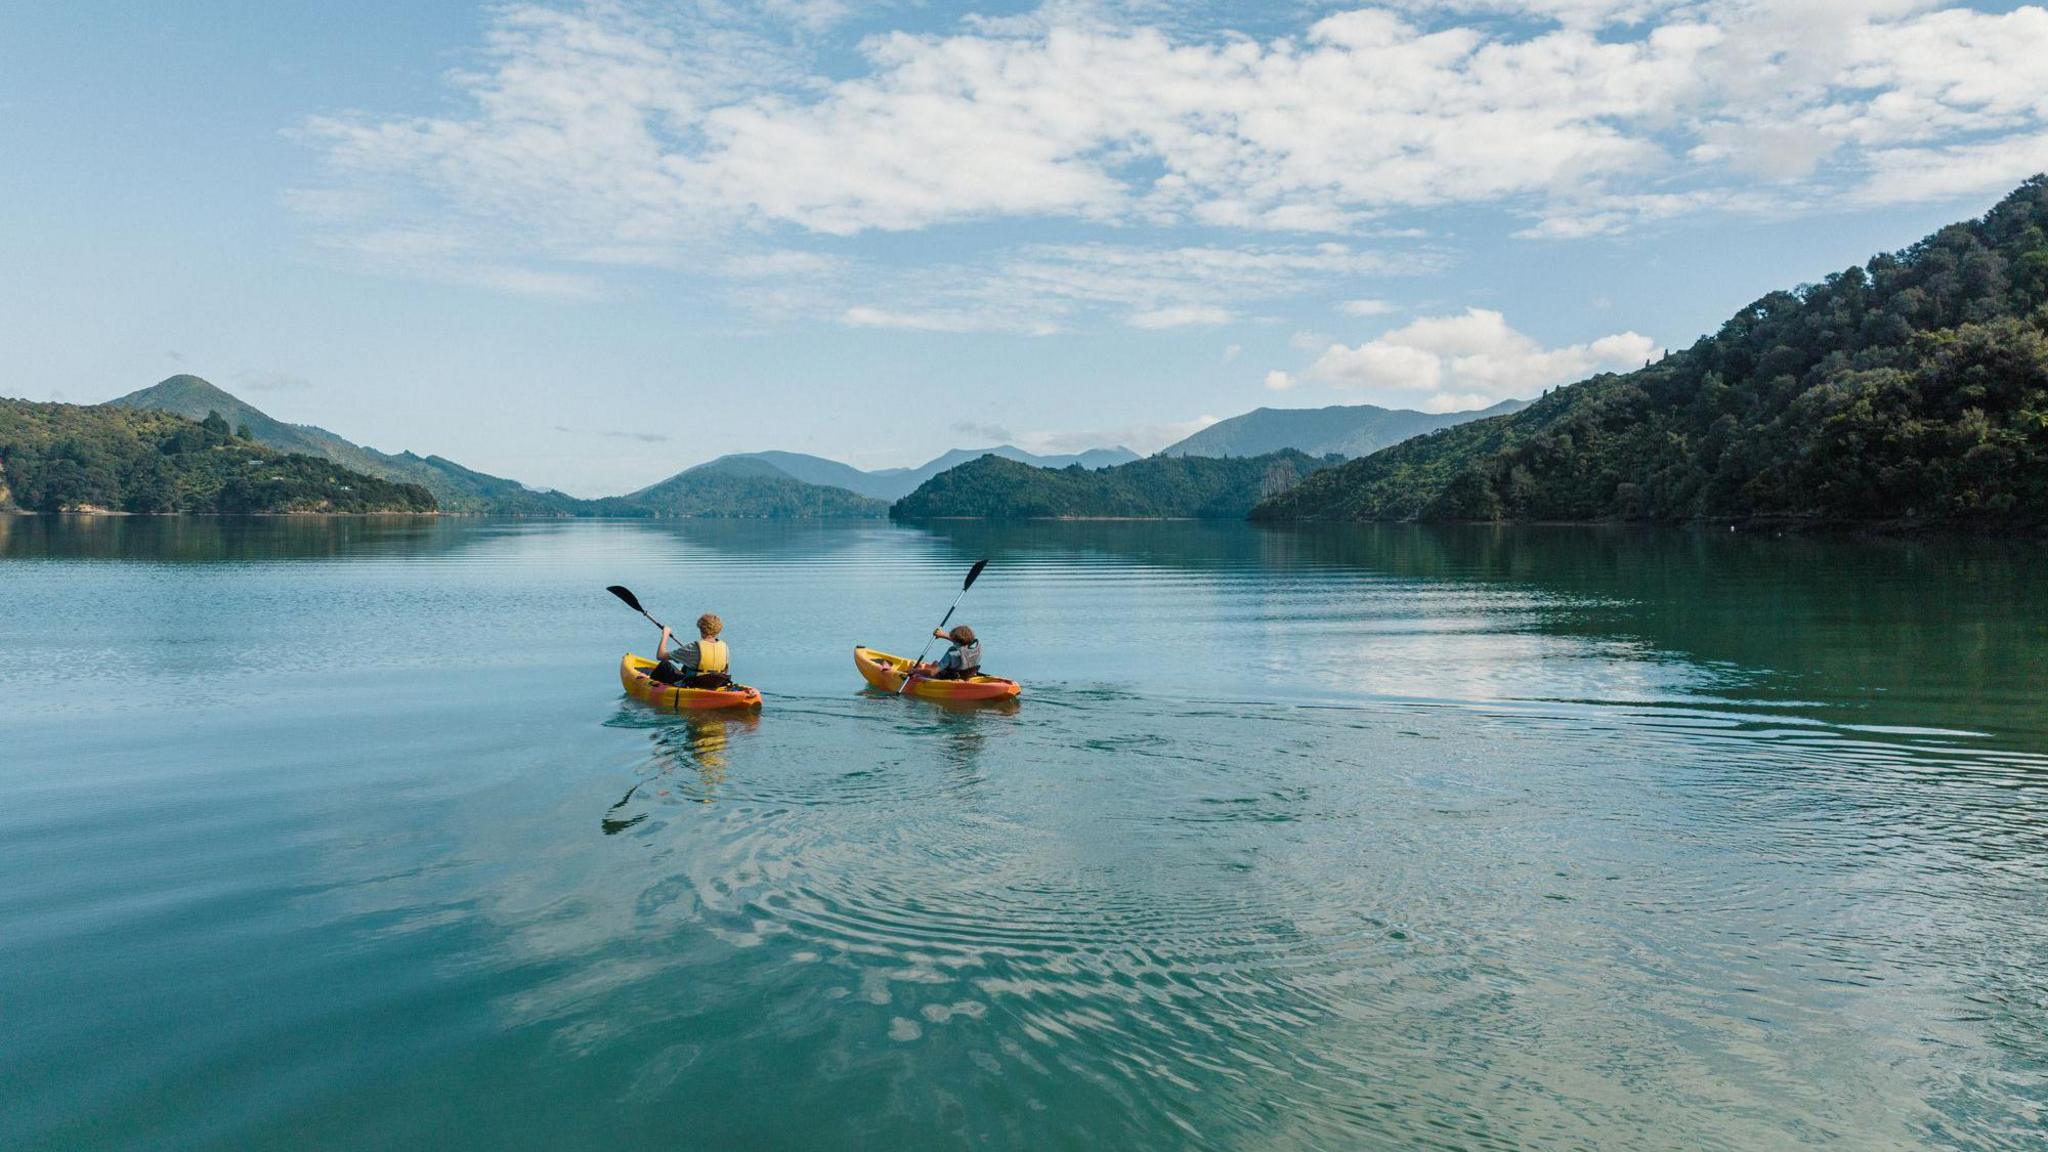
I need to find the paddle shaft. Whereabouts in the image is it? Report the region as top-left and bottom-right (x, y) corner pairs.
(900, 559), (988, 691)
(902, 592), (971, 690)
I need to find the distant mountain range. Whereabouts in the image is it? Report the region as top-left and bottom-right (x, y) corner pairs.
(707, 445), (1140, 501)
(599, 457), (888, 518)
(75, 374), (1526, 521)
(107, 376), (583, 515)
(94, 378), (1130, 517)
(0, 397), (437, 514)
(892, 450), (1336, 519)
(99, 376), (878, 517)
(1160, 399), (1526, 459)
(101, 376), (1151, 515)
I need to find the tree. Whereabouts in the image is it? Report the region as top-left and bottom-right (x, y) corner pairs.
(0, 399), (437, 514)
(892, 451), (1335, 519)
(1257, 175), (2048, 528)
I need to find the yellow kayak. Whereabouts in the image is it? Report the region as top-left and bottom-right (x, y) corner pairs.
(854, 646), (1021, 701)
(620, 653), (762, 711)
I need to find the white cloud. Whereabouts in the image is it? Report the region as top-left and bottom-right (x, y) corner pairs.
(773, 240), (1425, 334)
(1380, 0), (1686, 27)
(1852, 130), (2048, 206)
(952, 419), (1014, 441)
(842, 306), (992, 332)
(337, 227), (608, 297)
(1127, 305), (1233, 329)
(1338, 298), (1397, 316)
(1000, 243), (1419, 312)
(1264, 369), (1296, 391)
(1305, 307), (1656, 409)
(294, 0), (2048, 295)
(754, 0), (852, 34)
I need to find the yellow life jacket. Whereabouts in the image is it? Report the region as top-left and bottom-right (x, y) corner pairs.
(694, 638), (729, 674)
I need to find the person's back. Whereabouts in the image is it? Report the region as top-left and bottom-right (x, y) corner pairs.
(932, 624), (982, 680)
(655, 613), (732, 687)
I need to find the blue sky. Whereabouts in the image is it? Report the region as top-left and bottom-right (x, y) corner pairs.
(5, 0), (2047, 496)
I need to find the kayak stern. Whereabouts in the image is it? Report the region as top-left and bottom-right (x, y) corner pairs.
(620, 653), (763, 711)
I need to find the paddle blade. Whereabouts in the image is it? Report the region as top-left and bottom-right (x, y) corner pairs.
(961, 559), (989, 591)
(606, 585), (646, 614)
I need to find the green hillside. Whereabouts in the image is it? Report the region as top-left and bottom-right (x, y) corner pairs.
(892, 451), (1335, 519)
(107, 376), (579, 513)
(1162, 399), (1524, 459)
(716, 451), (891, 496)
(396, 453), (586, 515)
(107, 374), (379, 467)
(0, 399), (437, 514)
(1, 392), (883, 518)
(1256, 176), (2048, 528)
(712, 445), (1141, 500)
(591, 457), (889, 518)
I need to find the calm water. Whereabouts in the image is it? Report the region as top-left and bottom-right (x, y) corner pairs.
(3, 516), (2045, 1151)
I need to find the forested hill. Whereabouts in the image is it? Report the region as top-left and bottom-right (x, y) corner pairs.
(590, 457), (889, 518)
(1161, 399), (1524, 459)
(108, 375), (582, 514)
(0, 400), (438, 513)
(101, 377), (888, 518)
(1255, 176), (2048, 528)
(892, 451), (1336, 519)
(711, 445), (1141, 500)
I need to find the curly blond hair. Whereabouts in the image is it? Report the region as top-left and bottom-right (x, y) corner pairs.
(697, 613), (723, 638)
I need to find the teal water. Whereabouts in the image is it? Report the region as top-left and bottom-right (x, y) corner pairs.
(3, 516), (2045, 1151)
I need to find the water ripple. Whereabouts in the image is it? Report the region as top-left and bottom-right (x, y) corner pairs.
(4, 518), (2045, 1150)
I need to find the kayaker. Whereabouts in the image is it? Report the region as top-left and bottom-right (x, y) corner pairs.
(920, 624), (982, 680)
(654, 614), (732, 688)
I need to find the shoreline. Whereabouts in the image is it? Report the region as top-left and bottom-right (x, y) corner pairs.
(0, 508), (448, 518)
(8, 509), (2043, 535)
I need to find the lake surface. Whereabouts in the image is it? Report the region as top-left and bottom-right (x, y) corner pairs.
(3, 515), (2045, 1151)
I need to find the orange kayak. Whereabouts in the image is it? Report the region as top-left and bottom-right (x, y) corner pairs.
(854, 646), (1021, 702)
(620, 653), (762, 711)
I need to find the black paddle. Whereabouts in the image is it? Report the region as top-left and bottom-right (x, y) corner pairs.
(607, 585), (668, 636)
(901, 559), (988, 692)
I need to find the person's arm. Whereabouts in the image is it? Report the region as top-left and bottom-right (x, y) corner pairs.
(656, 626), (674, 662)
(932, 628), (949, 640)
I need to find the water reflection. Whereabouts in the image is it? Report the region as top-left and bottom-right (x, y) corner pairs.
(912, 520), (2048, 737)
(0, 511), (467, 561)
(602, 708), (761, 822)
(858, 686), (1022, 715)
(625, 517), (878, 561)
(21, 514), (2040, 742)
(0, 512), (881, 566)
